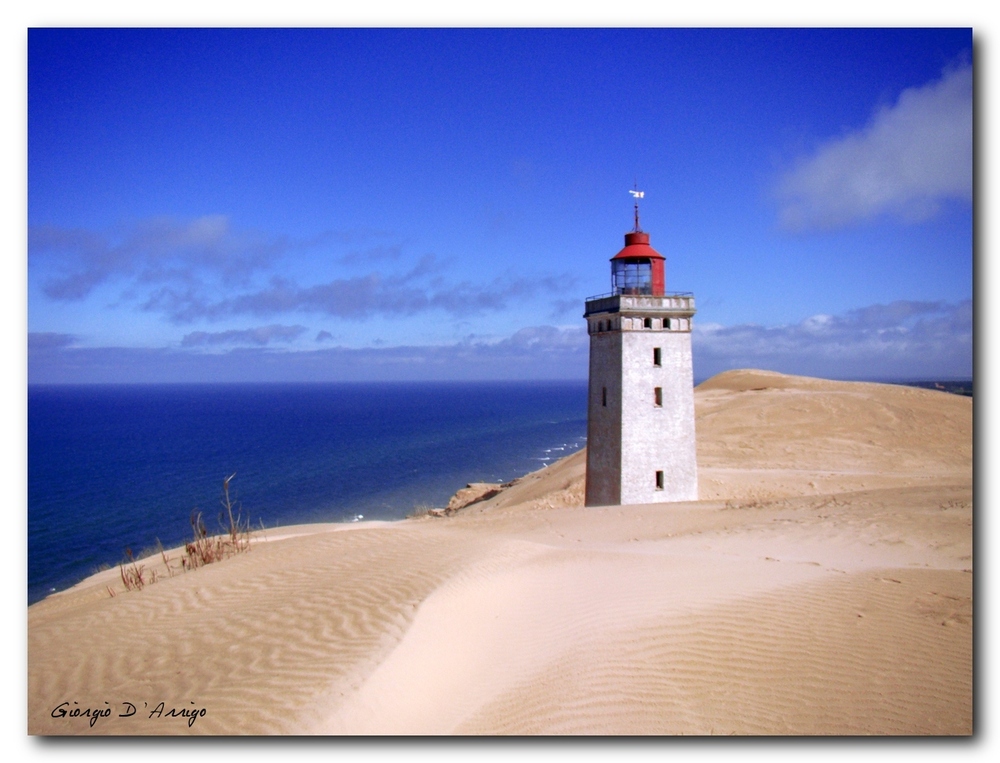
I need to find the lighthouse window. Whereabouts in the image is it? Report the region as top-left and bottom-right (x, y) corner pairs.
(643, 318), (652, 329)
(656, 471), (664, 490)
(664, 318), (672, 330)
(654, 387), (663, 407)
(653, 348), (661, 366)
(602, 387), (607, 407)
(612, 259), (653, 295)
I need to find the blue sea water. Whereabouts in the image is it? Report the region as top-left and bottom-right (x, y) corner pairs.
(28, 381), (588, 605)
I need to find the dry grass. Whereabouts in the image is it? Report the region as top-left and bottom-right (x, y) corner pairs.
(112, 473), (252, 596)
(118, 547), (151, 591)
(181, 510), (251, 570)
(183, 473), (252, 570)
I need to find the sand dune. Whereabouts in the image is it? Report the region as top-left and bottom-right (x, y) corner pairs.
(695, 370), (971, 501)
(28, 370), (972, 735)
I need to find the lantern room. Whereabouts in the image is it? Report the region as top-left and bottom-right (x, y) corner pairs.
(611, 231), (665, 296)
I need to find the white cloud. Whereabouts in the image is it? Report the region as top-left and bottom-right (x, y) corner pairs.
(29, 216), (285, 300)
(30, 217), (579, 324)
(28, 325), (591, 383)
(180, 325), (308, 347)
(777, 63), (972, 229)
(693, 299), (971, 380)
(29, 301), (971, 385)
(27, 332), (77, 351)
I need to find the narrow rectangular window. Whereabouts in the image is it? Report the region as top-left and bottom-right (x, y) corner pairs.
(602, 387), (607, 407)
(656, 470), (664, 490)
(654, 387), (662, 407)
(653, 347), (661, 366)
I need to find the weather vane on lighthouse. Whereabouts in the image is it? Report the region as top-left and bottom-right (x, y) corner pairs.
(629, 181), (644, 232)
(583, 183), (698, 507)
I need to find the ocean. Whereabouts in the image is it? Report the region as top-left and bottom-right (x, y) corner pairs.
(27, 381), (588, 605)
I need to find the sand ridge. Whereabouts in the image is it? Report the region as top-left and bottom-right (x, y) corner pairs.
(28, 369), (972, 735)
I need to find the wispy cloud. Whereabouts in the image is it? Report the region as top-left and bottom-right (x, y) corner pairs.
(335, 244), (407, 267)
(28, 325), (590, 383)
(140, 255), (576, 323)
(27, 332), (78, 351)
(776, 63), (972, 230)
(29, 299), (971, 385)
(495, 325), (588, 352)
(180, 325), (308, 347)
(549, 298), (582, 320)
(693, 299), (972, 380)
(31, 217), (578, 325)
(30, 216), (286, 300)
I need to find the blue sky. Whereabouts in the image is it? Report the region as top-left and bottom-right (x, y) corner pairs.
(27, 27), (973, 382)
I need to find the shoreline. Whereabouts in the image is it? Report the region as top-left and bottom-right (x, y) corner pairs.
(30, 439), (589, 607)
(27, 380), (589, 605)
(28, 370), (972, 735)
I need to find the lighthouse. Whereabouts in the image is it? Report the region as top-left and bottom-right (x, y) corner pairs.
(583, 189), (698, 506)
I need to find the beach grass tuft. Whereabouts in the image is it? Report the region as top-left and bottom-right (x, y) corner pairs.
(110, 474), (253, 596)
(182, 473), (251, 570)
(119, 547), (148, 591)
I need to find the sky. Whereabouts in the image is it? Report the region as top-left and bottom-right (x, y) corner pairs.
(26, 26), (973, 382)
(5, 7), (994, 759)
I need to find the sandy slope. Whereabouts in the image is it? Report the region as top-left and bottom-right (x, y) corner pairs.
(695, 370), (971, 501)
(27, 370), (972, 735)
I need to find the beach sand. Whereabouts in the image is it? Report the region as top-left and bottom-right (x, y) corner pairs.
(27, 370), (972, 735)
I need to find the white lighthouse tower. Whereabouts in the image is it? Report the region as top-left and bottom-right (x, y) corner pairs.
(584, 189), (698, 506)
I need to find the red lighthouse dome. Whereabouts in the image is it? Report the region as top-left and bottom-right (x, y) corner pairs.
(610, 230), (666, 296)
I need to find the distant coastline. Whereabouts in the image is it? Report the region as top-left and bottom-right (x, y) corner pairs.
(28, 381), (587, 604)
(28, 370), (972, 734)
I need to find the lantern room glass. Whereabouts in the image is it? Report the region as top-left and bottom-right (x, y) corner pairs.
(612, 259), (652, 295)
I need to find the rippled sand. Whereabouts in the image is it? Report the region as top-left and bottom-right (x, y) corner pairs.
(28, 370), (972, 735)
